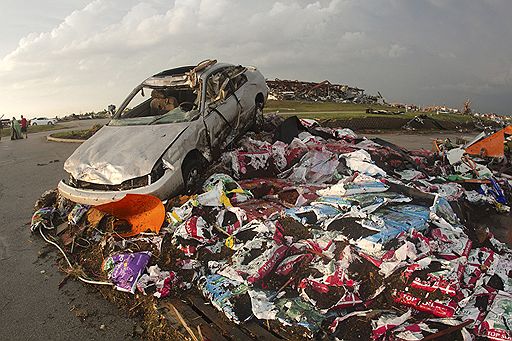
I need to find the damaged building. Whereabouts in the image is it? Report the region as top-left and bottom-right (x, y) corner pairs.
(266, 79), (383, 104)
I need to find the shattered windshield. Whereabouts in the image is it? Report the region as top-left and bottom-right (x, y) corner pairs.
(110, 86), (199, 126)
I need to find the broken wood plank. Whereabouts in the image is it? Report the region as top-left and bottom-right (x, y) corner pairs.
(165, 299), (229, 341)
(421, 320), (473, 341)
(187, 295), (282, 340)
(167, 302), (199, 341)
(240, 320), (282, 341)
(187, 295), (254, 341)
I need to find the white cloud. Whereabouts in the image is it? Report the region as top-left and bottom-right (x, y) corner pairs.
(388, 44), (407, 58)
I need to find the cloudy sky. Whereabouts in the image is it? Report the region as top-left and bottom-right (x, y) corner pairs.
(1, 0), (511, 117)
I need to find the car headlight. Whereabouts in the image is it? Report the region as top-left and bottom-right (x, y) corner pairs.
(66, 172), (149, 191)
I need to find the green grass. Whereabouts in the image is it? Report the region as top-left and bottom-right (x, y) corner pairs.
(265, 100), (391, 113)
(51, 130), (90, 139)
(51, 124), (103, 140)
(0, 123), (67, 138)
(264, 100), (482, 125)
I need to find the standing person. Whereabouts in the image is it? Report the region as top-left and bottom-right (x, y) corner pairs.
(20, 115), (28, 138)
(10, 117), (22, 140)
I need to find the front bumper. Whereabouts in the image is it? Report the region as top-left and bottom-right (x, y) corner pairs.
(58, 170), (183, 205)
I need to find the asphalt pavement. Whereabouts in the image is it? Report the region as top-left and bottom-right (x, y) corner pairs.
(0, 119), (139, 341)
(0, 121), (478, 340)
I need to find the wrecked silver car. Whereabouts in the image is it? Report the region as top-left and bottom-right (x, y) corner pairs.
(58, 60), (268, 205)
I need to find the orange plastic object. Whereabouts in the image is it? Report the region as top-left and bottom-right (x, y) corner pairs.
(95, 194), (165, 237)
(465, 126), (512, 158)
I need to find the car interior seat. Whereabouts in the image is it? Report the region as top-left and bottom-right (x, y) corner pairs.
(150, 90), (178, 116)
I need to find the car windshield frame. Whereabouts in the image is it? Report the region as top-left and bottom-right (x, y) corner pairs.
(110, 84), (200, 126)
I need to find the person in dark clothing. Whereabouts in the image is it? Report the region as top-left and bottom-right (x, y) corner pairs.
(11, 117), (22, 140)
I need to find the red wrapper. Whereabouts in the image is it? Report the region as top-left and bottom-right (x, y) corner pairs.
(392, 290), (456, 318)
(247, 244), (289, 284)
(275, 253), (314, 276)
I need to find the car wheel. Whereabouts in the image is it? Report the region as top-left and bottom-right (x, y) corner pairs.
(47, 122), (51, 125)
(32, 123), (37, 126)
(182, 157), (207, 193)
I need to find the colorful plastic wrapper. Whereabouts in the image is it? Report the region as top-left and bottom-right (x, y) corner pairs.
(285, 204), (342, 226)
(275, 254), (314, 276)
(167, 198), (196, 226)
(248, 289), (280, 320)
(342, 149), (386, 177)
(392, 290), (457, 318)
(371, 310), (412, 339)
(317, 174), (389, 197)
(463, 248), (495, 290)
(137, 265), (178, 298)
(203, 173), (240, 192)
(312, 196), (353, 212)
(68, 204), (90, 225)
(376, 240), (421, 277)
(343, 191), (411, 214)
(216, 207), (247, 235)
(429, 196), (461, 229)
(236, 199), (284, 221)
(283, 149), (340, 184)
(459, 287), (495, 332)
(487, 252), (512, 292)
(479, 178), (507, 205)
(275, 297), (326, 333)
(202, 173), (253, 204)
(103, 251), (151, 294)
(334, 128), (357, 139)
(173, 216), (216, 245)
(200, 274), (249, 324)
(231, 150), (274, 179)
(196, 181), (232, 207)
(228, 238), (289, 284)
(389, 320), (441, 340)
(283, 138), (309, 168)
(416, 181), (464, 201)
(299, 281), (362, 312)
(396, 169), (425, 181)
(429, 227), (472, 260)
(362, 204), (430, 244)
(31, 207), (56, 232)
(403, 257), (465, 297)
(477, 291), (512, 341)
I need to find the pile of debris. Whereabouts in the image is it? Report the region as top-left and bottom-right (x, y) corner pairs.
(32, 116), (511, 340)
(267, 79), (382, 104)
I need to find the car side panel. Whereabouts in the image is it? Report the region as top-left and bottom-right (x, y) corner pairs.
(203, 102), (234, 153)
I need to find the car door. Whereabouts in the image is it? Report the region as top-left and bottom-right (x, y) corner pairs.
(202, 67), (240, 153)
(230, 70), (254, 130)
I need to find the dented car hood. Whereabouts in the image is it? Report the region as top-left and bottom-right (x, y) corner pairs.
(64, 124), (189, 185)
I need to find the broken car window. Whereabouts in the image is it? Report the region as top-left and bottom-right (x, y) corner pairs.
(111, 86), (198, 126)
(205, 66), (246, 104)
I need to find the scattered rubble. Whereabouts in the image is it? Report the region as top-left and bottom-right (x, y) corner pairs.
(32, 115), (512, 340)
(267, 79), (383, 104)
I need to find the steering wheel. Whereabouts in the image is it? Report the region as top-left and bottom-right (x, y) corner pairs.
(179, 102), (197, 112)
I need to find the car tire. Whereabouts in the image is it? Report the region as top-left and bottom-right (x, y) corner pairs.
(32, 123), (37, 126)
(182, 156), (207, 193)
(47, 122), (51, 125)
